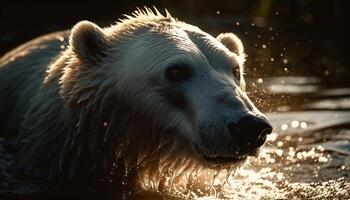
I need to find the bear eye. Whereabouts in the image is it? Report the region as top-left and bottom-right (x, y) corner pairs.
(165, 64), (192, 82)
(232, 66), (240, 80)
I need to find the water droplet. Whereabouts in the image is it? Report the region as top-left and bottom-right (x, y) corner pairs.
(300, 122), (308, 129)
(318, 156), (328, 163)
(281, 124), (288, 131)
(297, 137), (303, 142)
(276, 173), (284, 180)
(262, 44), (267, 49)
(257, 78), (263, 84)
(275, 149), (283, 156)
(285, 136), (292, 141)
(317, 145), (324, 151)
(267, 132), (278, 141)
(283, 59), (288, 64)
(291, 120), (299, 128)
(277, 141), (284, 147)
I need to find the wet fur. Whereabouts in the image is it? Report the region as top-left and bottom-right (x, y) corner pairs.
(0, 8), (249, 198)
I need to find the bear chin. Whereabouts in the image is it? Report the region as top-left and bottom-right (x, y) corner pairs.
(193, 143), (260, 169)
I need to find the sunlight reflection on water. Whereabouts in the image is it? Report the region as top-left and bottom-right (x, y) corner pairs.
(171, 126), (349, 200)
(135, 126), (349, 199)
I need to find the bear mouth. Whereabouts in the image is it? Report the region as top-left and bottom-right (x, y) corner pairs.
(194, 143), (258, 168)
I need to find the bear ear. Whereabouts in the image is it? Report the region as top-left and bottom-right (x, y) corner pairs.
(69, 20), (109, 65)
(216, 33), (244, 56)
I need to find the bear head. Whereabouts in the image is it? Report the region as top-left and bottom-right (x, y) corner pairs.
(61, 9), (273, 173)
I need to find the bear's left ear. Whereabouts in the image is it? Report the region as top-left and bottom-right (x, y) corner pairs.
(69, 20), (109, 65)
(216, 33), (244, 56)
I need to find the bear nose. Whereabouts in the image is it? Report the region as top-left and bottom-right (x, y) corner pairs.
(227, 115), (273, 148)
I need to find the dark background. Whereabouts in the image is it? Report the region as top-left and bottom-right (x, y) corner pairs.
(0, 0), (347, 79)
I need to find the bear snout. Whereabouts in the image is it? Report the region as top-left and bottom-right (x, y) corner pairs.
(227, 115), (273, 149)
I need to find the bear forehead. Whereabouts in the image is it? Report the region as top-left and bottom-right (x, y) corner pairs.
(116, 20), (240, 73)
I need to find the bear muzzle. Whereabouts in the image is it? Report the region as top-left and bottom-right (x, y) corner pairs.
(194, 115), (272, 167)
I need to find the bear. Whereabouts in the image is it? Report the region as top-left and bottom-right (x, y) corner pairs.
(0, 8), (272, 199)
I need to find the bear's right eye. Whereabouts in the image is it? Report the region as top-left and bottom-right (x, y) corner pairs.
(165, 64), (192, 82)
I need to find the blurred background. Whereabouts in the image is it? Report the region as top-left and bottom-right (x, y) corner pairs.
(0, 0), (346, 78)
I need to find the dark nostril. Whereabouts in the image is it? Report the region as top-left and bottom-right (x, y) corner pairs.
(261, 126), (273, 135)
(227, 115), (273, 148)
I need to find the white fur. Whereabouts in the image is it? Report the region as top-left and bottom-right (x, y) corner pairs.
(0, 8), (266, 189)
